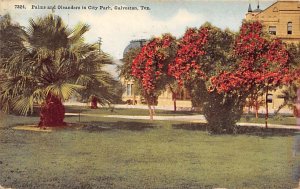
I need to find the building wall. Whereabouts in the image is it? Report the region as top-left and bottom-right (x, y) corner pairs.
(246, 0), (300, 43)
(121, 78), (192, 108)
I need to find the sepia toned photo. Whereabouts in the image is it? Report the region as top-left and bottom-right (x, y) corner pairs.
(0, 0), (300, 188)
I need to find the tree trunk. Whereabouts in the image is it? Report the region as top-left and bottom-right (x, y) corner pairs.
(255, 102), (259, 119)
(265, 87), (269, 129)
(91, 96), (98, 109)
(172, 92), (177, 112)
(145, 94), (157, 120)
(39, 93), (66, 127)
(148, 103), (154, 120)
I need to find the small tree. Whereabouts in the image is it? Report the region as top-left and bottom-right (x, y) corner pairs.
(132, 34), (177, 119)
(245, 90), (264, 118)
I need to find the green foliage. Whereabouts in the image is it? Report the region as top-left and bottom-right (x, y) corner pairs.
(118, 47), (141, 80)
(0, 14), (27, 85)
(187, 79), (246, 134)
(198, 22), (236, 76)
(118, 47), (143, 96)
(0, 14), (27, 62)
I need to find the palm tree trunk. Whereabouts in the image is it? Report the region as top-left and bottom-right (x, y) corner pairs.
(91, 96), (98, 109)
(39, 93), (66, 127)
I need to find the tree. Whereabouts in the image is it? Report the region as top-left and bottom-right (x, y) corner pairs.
(0, 14), (27, 83)
(169, 21), (291, 134)
(0, 14), (27, 61)
(170, 23), (243, 133)
(132, 34), (177, 119)
(76, 52), (123, 109)
(275, 43), (300, 116)
(212, 21), (290, 129)
(120, 46), (180, 111)
(0, 14), (118, 127)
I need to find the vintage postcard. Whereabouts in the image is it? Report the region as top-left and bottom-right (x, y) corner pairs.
(0, 0), (300, 188)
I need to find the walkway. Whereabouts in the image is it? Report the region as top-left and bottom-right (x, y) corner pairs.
(65, 113), (300, 130)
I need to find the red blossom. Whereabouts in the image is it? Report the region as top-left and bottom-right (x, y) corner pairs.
(212, 21), (290, 93)
(168, 27), (209, 85)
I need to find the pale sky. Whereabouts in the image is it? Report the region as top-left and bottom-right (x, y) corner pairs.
(1, 0), (275, 60)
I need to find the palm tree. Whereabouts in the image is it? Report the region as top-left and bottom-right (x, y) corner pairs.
(0, 14), (27, 83)
(0, 14), (118, 127)
(0, 14), (27, 61)
(275, 84), (298, 115)
(275, 43), (300, 116)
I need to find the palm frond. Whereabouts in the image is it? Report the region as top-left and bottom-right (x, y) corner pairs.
(12, 95), (34, 115)
(28, 14), (69, 50)
(45, 83), (84, 101)
(68, 22), (90, 45)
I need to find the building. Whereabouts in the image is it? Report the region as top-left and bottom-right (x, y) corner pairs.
(245, 0), (300, 43)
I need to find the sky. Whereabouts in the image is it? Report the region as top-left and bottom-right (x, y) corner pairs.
(1, 0), (275, 61)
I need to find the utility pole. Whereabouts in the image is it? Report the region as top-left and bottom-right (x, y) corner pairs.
(98, 37), (102, 53)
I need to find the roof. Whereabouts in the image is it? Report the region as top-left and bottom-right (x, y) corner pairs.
(123, 39), (147, 58)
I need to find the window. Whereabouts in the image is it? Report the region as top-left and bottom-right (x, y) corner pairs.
(269, 26), (276, 35)
(126, 84), (131, 96)
(287, 22), (292, 35)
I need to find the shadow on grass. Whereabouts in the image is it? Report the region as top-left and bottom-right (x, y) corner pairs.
(172, 123), (208, 131)
(82, 121), (157, 132)
(156, 110), (200, 115)
(172, 123), (300, 137)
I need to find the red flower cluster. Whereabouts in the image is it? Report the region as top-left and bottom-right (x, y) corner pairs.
(132, 21), (293, 98)
(132, 34), (176, 95)
(211, 21), (290, 93)
(168, 27), (209, 85)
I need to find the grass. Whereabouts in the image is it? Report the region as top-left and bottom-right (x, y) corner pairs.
(240, 114), (297, 126)
(0, 113), (300, 188)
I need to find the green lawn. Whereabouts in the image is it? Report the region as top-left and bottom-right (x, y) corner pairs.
(0, 114), (299, 189)
(240, 114), (297, 126)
